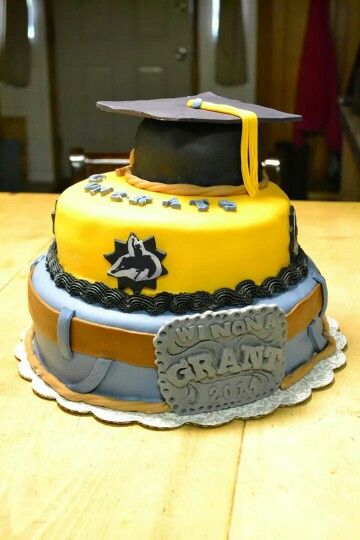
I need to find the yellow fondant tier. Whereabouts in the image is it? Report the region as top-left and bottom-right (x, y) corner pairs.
(54, 172), (290, 295)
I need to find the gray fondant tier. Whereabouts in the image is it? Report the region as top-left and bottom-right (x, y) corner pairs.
(29, 256), (329, 408)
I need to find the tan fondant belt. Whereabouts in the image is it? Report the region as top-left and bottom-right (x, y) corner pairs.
(28, 276), (323, 369)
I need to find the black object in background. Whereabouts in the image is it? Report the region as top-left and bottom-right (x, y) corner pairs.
(270, 141), (310, 200)
(0, 139), (22, 191)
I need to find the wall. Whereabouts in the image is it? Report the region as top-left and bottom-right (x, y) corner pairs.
(0, 0), (54, 183)
(198, 0), (257, 102)
(0, 0), (259, 183)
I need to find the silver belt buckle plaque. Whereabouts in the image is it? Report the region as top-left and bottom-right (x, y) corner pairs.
(154, 305), (287, 415)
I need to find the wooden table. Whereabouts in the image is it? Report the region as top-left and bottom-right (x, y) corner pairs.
(0, 193), (359, 539)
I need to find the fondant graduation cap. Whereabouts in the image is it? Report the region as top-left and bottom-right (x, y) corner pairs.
(97, 92), (301, 194)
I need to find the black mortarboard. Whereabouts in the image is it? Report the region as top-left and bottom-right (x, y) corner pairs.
(97, 92), (301, 191)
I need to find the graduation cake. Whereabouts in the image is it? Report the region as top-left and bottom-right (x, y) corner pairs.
(26, 92), (336, 416)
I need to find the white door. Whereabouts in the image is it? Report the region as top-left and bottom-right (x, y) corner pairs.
(52, 0), (194, 176)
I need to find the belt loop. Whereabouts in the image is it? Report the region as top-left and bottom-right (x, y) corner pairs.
(312, 272), (328, 318)
(308, 319), (327, 352)
(57, 307), (76, 360)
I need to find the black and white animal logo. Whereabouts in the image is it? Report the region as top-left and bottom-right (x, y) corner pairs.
(104, 233), (167, 292)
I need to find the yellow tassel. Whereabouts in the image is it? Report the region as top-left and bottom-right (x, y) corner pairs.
(187, 98), (259, 197)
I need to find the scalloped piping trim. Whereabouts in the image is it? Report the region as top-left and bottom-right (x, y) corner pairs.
(46, 242), (308, 315)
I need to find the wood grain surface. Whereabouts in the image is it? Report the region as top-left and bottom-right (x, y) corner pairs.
(0, 193), (359, 540)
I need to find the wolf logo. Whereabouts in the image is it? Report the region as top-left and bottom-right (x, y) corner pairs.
(109, 234), (162, 281)
(104, 233), (167, 292)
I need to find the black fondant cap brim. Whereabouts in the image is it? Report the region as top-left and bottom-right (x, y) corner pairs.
(97, 91), (302, 123)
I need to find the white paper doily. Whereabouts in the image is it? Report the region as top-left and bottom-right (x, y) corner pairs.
(15, 317), (347, 429)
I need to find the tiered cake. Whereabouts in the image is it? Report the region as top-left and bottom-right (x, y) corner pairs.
(26, 93), (335, 416)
